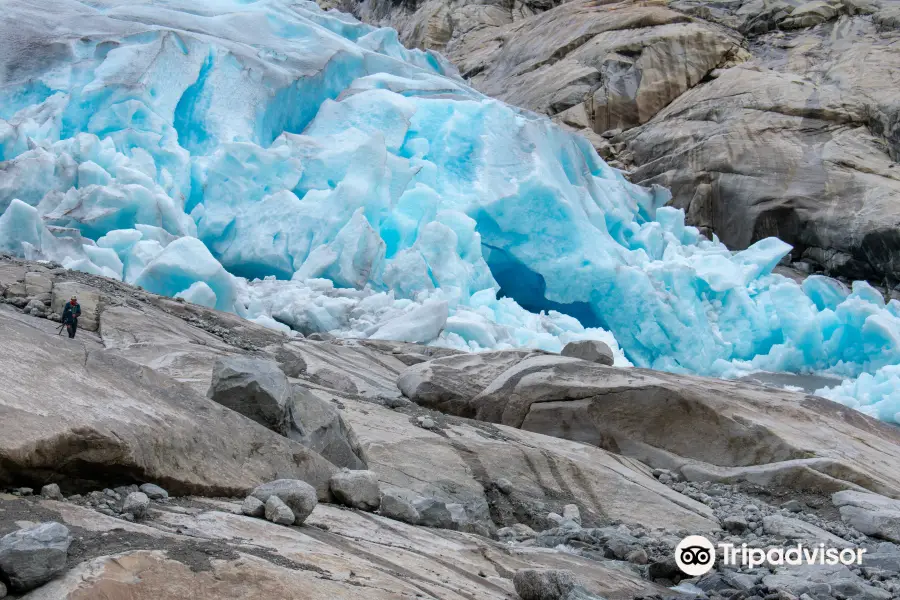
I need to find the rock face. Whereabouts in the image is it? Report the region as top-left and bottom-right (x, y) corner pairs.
(328, 0), (900, 284)
(0, 522), (70, 591)
(250, 479), (318, 525)
(207, 356), (293, 436)
(0, 305), (336, 498)
(400, 353), (900, 499)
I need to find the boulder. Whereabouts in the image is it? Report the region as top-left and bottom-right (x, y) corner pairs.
(0, 522), (70, 591)
(264, 496), (296, 525)
(289, 386), (366, 470)
(498, 523), (537, 542)
(50, 281), (101, 331)
(0, 310), (336, 498)
(397, 350), (534, 416)
(207, 356), (292, 436)
(378, 490), (420, 524)
(722, 515), (749, 533)
(560, 340), (614, 366)
(413, 497), (456, 529)
(250, 479), (318, 525)
(832, 490), (900, 542)
(139, 483), (169, 501)
(329, 469), (381, 511)
(241, 495), (265, 518)
(268, 339), (408, 398)
(123, 492), (150, 519)
(41, 483), (63, 500)
(24, 271), (52, 297)
(562, 504), (581, 526)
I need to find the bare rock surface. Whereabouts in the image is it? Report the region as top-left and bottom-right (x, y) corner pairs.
(8, 256), (900, 597)
(0, 304), (336, 498)
(0, 494), (673, 600)
(400, 353), (900, 499)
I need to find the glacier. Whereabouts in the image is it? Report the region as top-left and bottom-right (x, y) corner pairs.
(2, 0), (900, 421)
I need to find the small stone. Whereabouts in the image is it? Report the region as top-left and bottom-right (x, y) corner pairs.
(40, 484), (63, 501)
(329, 470), (381, 511)
(16, 488), (33, 497)
(122, 492), (150, 519)
(723, 515), (750, 532)
(265, 496), (296, 525)
(0, 581), (6, 598)
(626, 548), (649, 564)
(241, 496), (266, 518)
(416, 416), (436, 429)
(494, 478), (513, 495)
(562, 504), (581, 526)
(498, 523), (537, 542)
(782, 499), (803, 512)
(383, 396), (410, 409)
(104, 489), (120, 500)
(547, 512), (565, 526)
(307, 332), (334, 341)
(139, 483), (169, 500)
(122, 513), (135, 522)
(250, 479), (318, 525)
(0, 522), (71, 592)
(68, 494), (82, 502)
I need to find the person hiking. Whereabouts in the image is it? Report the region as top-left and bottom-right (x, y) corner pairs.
(61, 295), (81, 338)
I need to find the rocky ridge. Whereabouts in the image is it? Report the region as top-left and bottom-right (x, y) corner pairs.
(321, 0), (900, 286)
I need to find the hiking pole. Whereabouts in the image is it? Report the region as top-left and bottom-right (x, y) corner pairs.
(57, 322), (65, 335)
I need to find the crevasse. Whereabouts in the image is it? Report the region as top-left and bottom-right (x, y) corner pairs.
(1, 0), (899, 422)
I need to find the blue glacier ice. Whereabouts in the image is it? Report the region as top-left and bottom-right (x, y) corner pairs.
(2, 0), (900, 420)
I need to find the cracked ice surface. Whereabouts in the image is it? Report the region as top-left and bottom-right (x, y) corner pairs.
(2, 0), (900, 420)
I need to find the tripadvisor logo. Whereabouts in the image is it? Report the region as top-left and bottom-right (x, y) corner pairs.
(675, 535), (868, 576)
(675, 535), (716, 576)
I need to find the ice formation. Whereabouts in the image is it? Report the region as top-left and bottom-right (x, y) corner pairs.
(2, 0), (900, 420)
